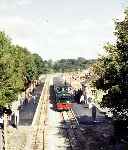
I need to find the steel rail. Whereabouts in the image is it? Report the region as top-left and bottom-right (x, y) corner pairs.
(60, 112), (73, 150)
(66, 109), (85, 149)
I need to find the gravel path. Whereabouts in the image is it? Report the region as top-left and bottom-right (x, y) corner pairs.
(46, 103), (69, 150)
(7, 126), (30, 150)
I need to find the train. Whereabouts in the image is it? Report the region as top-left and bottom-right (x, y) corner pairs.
(53, 76), (73, 111)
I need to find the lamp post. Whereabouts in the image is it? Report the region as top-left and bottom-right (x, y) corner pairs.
(3, 107), (12, 150)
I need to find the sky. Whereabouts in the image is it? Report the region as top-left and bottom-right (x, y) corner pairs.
(0, 0), (127, 60)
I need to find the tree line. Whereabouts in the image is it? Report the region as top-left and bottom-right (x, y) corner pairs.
(53, 57), (95, 72)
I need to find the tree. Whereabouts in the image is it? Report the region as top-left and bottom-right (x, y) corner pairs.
(31, 53), (45, 78)
(0, 32), (45, 106)
(0, 32), (18, 105)
(93, 9), (128, 120)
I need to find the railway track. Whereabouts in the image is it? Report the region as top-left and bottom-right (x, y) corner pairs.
(60, 109), (86, 150)
(29, 77), (50, 150)
(28, 75), (86, 150)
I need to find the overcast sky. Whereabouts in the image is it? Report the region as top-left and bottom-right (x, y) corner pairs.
(0, 0), (127, 60)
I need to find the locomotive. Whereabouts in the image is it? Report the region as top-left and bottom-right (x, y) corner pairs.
(53, 76), (73, 111)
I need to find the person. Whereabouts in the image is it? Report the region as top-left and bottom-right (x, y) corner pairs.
(79, 88), (83, 96)
(76, 89), (81, 104)
(92, 105), (96, 121)
(88, 97), (92, 103)
(32, 95), (36, 104)
(73, 90), (77, 102)
(0, 115), (3, 129)
(80, 95), (85, 104)
(24, 98), (28, 104)
(82, 90), (87, 104)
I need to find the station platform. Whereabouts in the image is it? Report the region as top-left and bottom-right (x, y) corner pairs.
(72, 103), (111, 125)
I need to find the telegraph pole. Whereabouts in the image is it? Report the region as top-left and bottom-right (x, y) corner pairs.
(3, 113), (8, 150)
